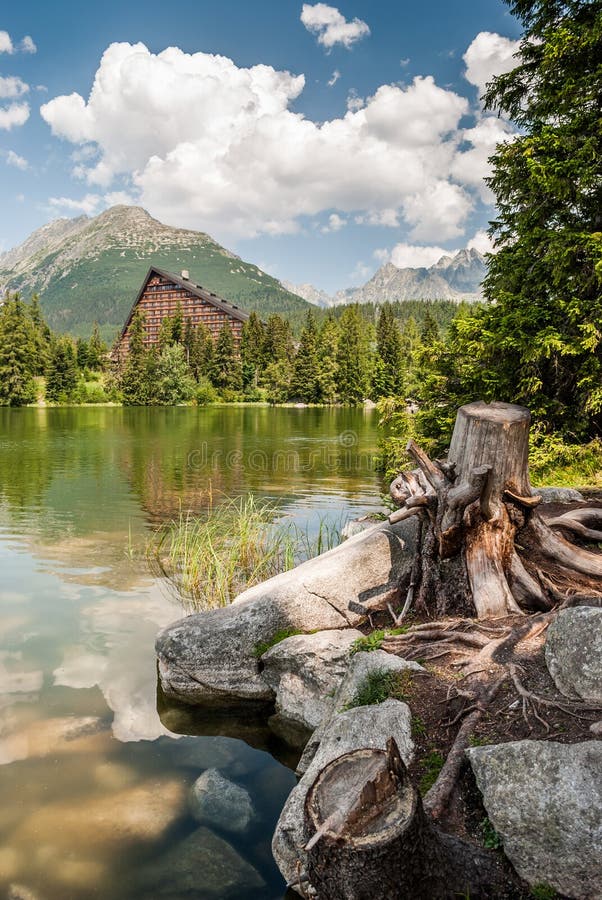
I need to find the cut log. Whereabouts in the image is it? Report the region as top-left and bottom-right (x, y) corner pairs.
(304, 738), (518, 899)
(389, 401), (602, 619)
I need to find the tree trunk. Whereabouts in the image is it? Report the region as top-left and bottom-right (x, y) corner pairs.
(389, 401), (602, 619)
(304, 739), (518, 899)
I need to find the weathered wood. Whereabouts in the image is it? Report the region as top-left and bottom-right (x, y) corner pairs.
(304, 740), (518, 899)
(388, 400), (602, 619)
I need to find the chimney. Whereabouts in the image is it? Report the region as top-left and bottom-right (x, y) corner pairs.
(181, 269), (190, 280)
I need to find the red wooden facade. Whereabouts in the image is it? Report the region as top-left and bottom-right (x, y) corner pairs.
(114, 267), (250, 360)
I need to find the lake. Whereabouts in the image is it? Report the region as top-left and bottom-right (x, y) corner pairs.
(0, 406), (384, 899)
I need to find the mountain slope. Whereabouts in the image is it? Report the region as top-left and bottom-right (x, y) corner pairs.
(0, 206), (309, 338)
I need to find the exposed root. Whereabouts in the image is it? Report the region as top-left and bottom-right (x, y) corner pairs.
(423, 674), (508, 821)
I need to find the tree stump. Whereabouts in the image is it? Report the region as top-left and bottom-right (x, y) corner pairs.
(304, 739), (516, 899)
(389, 401), (602, 618)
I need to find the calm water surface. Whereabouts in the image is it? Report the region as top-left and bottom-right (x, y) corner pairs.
(0, 407), (383, 900)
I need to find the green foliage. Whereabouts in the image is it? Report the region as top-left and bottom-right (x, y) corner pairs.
(211, 323), (243, 392)
(290, 309), (321, 402)
(480, 817), (503, 850)
(336, 305), (370, 404)
(413, 0), (602, 441)
(412, 715), (427, 737)
(154, 344), (196, 405)
(46, 337), (78, 403)
(195, 377), (219, 406)
(419, 750), (445, 795)
(529, 428), (602, 486)
(253, 628), (305, 658)
(73, 379), (109, 404)
(529, 885), (558, 900)
(349, 627), (409, 655)
(343, 670), (411, 710)
(0, 294), (37, 406)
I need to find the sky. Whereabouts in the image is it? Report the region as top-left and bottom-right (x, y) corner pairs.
(0, 0), (522, 293)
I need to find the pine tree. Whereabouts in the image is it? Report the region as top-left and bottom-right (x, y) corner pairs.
(46, 337), (78, 402)
(190, 323), (214, 381)
(28, 295), (51, 375)
(434, 0), (602, 438)
(375, 303), (403, 398)
(211, 323), (242, 392)
(183, 318), (195, 366)
(171, 301), (183, 345)
(88, 324), (108, 371)
(121, 311), (151, 405)
(317, 314), (339, 404)
(158, 316), (174, 352)
(0, 294), (37, 406)
(240, 312), (265, 391)
(76, 338), (90, 371)
(262, 314), (294, 363)
(336, 305), (368, 404)
(289, 309), (321, 402)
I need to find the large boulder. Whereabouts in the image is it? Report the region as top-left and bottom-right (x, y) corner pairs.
(156, 518), (418, 707)
(467, 740), (602, 899)
(545, 606), (602, 702)
(260, 629), (362, 746)
(272, 699), (414, 890)
(297, 649), (424, 775)
(189, 768), (254, 834)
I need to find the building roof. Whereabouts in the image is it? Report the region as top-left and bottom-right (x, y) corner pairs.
(118, 265), (252, 342)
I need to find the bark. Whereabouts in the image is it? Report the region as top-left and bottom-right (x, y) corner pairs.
(389, 401), (602, 619)
(304, 739), (519, 899)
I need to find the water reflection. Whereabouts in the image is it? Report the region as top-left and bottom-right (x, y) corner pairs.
(0, 407), (382, 898)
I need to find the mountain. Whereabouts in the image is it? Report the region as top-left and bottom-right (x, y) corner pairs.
(0, 206), (309, 339)
(281, 281), (333, 308)
(294, 247), (487, 308)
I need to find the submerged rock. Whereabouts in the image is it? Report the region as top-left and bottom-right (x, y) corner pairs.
(156, 517), (419, 707)
(545, 606), (602, 702)
(189, 768), (254, 834)
(272, 699), (414, 890)
(261, 629), (362, 746)
(467, 740), (602, 899)
(136, 826), (265, 898)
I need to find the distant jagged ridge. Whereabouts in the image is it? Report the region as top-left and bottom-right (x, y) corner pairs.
(285, 248), (487, 307)
(0, 206), (310, 338)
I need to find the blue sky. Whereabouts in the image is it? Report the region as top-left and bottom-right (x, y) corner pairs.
(0, 1), (522, 292)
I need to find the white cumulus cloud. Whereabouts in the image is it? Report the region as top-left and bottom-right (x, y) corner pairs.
(0, 102), (29, 130)
(21, 35), (37, 54)
(322, 212), (346, 232)
(390, 242), (451, 269)
(301, 3), (370, 50)
(48, 194), (102, 215)
(0, 31), (14, 54)
(327, 69), (341, 87)
(6, 149), (28, 169)
(467, 229), (495, 255)
(463, 31), (521, 98)
(0, 76), (29, 98)
(39, 39), (508, 242)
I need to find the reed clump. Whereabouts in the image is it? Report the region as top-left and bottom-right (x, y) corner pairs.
(150, 494), (342, 610)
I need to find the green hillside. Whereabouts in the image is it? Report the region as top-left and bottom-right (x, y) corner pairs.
(0, 206), (309, 341)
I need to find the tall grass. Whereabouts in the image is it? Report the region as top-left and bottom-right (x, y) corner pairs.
(150, 494), (344, 610)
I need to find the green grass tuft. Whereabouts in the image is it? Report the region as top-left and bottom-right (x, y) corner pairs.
(419, 750), (445, 795)
(529, 886), (558, 900)
(350, 626), (410, 656)
(253, 628), (305, 658)
(343, 669), (411, 710)
(480, 817), (503, 850)
(149, 493), (343, 610)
